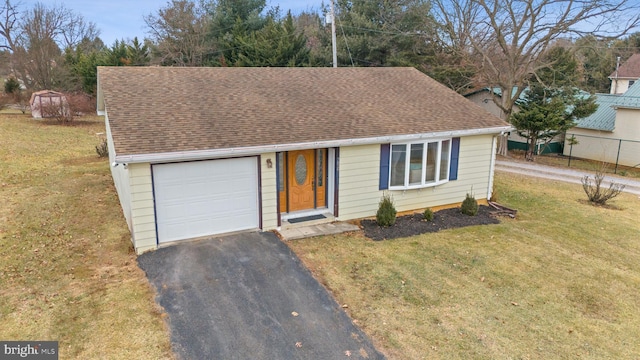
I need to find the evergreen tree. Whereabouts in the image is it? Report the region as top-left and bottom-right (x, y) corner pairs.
(511, 85), (597, 161)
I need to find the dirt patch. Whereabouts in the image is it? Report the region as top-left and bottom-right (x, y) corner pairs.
(361, 205), (501, 241)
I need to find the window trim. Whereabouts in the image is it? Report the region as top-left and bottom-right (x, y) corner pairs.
(388, 138), (452, 190)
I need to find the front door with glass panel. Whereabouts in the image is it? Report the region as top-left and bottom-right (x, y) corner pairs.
(278, 149), (328, 213)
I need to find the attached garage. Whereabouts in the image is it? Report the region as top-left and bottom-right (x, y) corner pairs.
(152, 157), (260, 244)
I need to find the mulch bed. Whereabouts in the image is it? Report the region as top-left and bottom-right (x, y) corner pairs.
(361, 205), (501, 241)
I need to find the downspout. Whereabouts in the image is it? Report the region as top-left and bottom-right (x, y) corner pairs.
(487, 133), (500, 200)
(614, 56), (620, 94)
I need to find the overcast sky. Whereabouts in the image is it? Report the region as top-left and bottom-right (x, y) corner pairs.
(18, 0), (326, 46)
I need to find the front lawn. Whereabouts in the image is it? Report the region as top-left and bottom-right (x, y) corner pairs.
(288, 173), (640, 359)
(0, 114), (172, 359)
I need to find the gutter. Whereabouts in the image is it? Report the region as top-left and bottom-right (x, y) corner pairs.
(114, 126), (513, 164)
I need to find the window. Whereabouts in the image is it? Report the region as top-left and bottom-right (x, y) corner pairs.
(629, 80), (635, 87)
(388, 139), (452, 189)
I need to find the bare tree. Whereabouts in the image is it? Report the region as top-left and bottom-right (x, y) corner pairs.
(144, 0), (211, 66)
(2, 1), (100, 90)
(432, 0), (640, 154)
(0, 0), (19, 51)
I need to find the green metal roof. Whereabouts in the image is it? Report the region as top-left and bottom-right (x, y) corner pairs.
(574, 81), (640, 131)
(574, 95), (617, 131)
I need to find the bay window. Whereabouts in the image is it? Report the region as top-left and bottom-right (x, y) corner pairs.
(389, 139), (452, 189)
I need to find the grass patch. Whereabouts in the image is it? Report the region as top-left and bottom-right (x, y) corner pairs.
(0, 114), (172, 359)
(507, 150), (640, 178)
(288, 172), (640, 359)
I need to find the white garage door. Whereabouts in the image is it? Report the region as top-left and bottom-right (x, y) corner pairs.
(152, 157), (259, 244)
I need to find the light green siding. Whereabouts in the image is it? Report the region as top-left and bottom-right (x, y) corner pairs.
(337, 135), (495, 220)
(106, 114), (132, 231)
(260, 153), (278, 230)
(128, 163), (157, 254)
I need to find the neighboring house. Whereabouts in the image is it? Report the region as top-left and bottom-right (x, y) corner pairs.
(29, 90), (69, 119)
(97, 67), (511, 254)
(563, 81), (640, 168)
(465, 87), (563, 154)
(609, 53), (640, 95)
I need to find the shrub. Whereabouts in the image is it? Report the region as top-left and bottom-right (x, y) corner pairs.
(96, 138), (109, 158)
(376, 193), (397, 227)
(66, 92), (95, 116)
(4, 77), (21, 94)
(423, 208), (434, 222)
(461, 193), (478, 216)
(40, 100), (72, 123)
(581, 164), (625, 205)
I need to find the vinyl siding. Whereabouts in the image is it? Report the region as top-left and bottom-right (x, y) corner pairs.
(338, 135), (495, 220)
(106, 112), (132, 231)
(261, 153), (278, 230)
(564, 109), (640, 167)
(128, 163), (157, 254)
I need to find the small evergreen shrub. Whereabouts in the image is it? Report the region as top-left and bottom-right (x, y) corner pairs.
(461, 193), (478, 216)
(423, 208), (434, 222)
(96, 138), (109, 157)
(376, 193), (397, 227)
(4, 77), (21, 94)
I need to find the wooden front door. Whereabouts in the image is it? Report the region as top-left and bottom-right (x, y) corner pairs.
(287, 149), (316, 211)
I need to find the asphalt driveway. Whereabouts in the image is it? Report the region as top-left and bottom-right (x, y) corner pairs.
(137, 232), (385, 360)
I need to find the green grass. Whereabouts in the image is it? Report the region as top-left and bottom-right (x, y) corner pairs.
(4, 113), (639, 359)
(0, 114), (172, 359)
(288, 173), (640, 359)
(507, 150), (640, 178)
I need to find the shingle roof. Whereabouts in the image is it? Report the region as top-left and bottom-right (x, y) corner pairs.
(98, 67), (510, 157)
(609, 53), (640, 79)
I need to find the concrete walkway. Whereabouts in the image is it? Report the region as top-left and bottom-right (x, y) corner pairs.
(278, 222), (361, 241)
(495, 160), (640, 196)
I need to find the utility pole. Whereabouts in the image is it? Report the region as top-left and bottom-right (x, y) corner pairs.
(330, 0), (337, 68)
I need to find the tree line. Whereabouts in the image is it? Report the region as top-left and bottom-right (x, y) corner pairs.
(1, 0), (638, 95)
(1, 0), (639, 157)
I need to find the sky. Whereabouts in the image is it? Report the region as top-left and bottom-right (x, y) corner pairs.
(19, 0), (324, 46)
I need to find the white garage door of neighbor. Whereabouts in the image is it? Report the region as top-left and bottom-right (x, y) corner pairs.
(153, 157), (259, 244)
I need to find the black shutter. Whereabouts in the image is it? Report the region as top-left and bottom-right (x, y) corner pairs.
(379, 144), (390, 190)
(449, 137), (460, 180)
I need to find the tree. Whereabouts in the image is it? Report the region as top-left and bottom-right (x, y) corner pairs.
(219, 11), (310, 66)
(1, 1), (100, 90)
(0, 0), (18, 50)
(144, 0), (211, 66)
(302, 0), (474, 91)
(574, 33), (640, 93)
(510, 85), (597, 161)
(432, 0), (640, 154)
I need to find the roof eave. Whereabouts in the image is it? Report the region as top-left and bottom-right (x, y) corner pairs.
(113, 125), (513, 164)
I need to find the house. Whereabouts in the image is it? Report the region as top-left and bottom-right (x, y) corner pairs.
(609, 53), (640, 95)
(29, 90), (69, 119)
(97, 67), (511, 254)
(465, 87), (563, 154)
(564, 81), (640, 168)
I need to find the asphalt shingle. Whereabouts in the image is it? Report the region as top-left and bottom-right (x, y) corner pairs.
(609, 53), (640, 79)
(98, 67), (509, 157)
